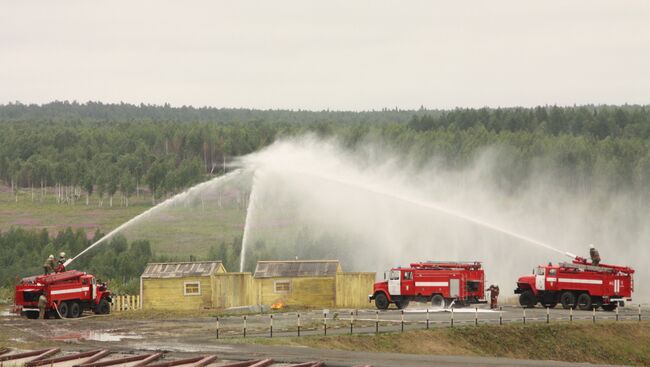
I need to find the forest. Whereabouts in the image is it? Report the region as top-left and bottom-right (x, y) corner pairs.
(1, 102), (650, 297)
(1, 102), (650, 204)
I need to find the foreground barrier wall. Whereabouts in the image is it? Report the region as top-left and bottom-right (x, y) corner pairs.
(211, 273), (258, 308)
(336, 272), (376, 308)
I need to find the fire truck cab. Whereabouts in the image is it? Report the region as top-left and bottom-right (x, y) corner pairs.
(515, 257), (634, 311)
(369, 261), (486, 310)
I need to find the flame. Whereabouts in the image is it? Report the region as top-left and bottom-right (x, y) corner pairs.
(271, 301), (284, 310)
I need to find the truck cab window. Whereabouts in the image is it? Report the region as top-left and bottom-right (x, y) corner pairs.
(389, 270), (400, 280)
(536, 267), (545, 276)
(549, 269), (557, 276)
(403, 272), (413, 280)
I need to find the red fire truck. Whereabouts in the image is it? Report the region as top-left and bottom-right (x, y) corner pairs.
(369, 261), (486, 310)
(515, 257), (634, 311)
(14, 270), (112, 319)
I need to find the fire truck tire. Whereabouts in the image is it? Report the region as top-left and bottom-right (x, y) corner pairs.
(577, 293), (592, 311)
(69, 302), (81, 318)
(431, 294), (445, 309)
(519, 290), (536, 308)
(96, 299), (111, 314)
(395, 299), (410, 309)
(25, 311), (39, 319)
(58, 302), (69, 318)
(560, 292), (576, 309)
(601, 303), (617, 312)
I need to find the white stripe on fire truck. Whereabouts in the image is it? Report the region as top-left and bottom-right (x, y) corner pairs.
(50, 287), (90, 295)
(557, 278), (602, 285)
(547, 277), (557, 282)
(415, 281), (449, 287)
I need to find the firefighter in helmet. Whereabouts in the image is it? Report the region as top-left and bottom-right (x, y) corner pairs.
(55, 252), (67, 273)
(43, 255), (56, 275)
(487, 284), (500, 309)
(589, 244), (601, 266)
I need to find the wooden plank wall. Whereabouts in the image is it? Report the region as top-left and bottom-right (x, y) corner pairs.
(335, 272), (376, 308)
(211, 273), (258, 308)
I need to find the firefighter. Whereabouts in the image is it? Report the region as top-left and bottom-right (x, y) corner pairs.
(55, 252), (67, 273)
(43, 255), (56, 275)
(589, 244), (601, 266)
(487, 284), (500, 309)
(38, 294), (47, 319)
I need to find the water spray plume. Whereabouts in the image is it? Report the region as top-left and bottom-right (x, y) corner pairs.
(240, 171), (259, 272)
(65, 169), (243, 267)
(262, 165), (567, 257)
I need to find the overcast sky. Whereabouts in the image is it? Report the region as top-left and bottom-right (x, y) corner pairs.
(2, 1), (649, 110)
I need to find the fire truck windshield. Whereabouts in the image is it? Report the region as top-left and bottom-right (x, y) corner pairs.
(536, 267), (545, 276)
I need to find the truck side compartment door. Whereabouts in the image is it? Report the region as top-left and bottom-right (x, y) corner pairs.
(450, 278), (460, 298)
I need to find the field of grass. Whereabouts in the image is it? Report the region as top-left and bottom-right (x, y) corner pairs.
(0, 187), (248, 258)
(237, 322), (650, 366)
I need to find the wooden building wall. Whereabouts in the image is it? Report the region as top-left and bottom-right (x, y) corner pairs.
(211, 272), (258, 308)
(335, 272), (376, 308)
(257, 277), (336, 307)
(142, 276), (213, 310)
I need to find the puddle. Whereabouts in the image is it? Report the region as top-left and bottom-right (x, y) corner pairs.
(50, 330), (143, 342)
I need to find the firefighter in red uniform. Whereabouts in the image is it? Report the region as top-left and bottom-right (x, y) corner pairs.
(487, 284), (500, 309)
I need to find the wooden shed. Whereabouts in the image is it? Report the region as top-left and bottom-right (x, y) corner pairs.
(141, 261), (226, 310)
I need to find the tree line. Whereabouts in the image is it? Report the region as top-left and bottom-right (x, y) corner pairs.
(1, 102), (650, 205)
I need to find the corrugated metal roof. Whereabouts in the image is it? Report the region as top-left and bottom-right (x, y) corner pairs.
(141, 261), (222, 278)
(253, 260), (340, 278)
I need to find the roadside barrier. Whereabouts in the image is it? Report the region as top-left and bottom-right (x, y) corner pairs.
(111, 295), (141, 312)
(207, 305), (648, 340)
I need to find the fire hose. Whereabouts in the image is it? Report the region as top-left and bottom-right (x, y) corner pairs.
(51, 302), (110, 321)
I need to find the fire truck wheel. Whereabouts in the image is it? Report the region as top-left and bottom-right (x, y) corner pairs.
(69, 302), (81, 318)
(395, 299), (410, 309)
(58, 302), (69, 318)
(25, 311), (39, 319)
(97, 299), (111, 314)
(601, 303), (617, 312)
(577, 293), (592, 311)
(560, 292), (576, 309)
(519, 290), (536, 308)
(431, 294), (445, 309)
(374, 293), (389, 310)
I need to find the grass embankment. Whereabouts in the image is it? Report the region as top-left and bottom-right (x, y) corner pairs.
(238, 322), (650, 366)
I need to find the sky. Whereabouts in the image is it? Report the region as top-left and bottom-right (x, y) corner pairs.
(1, 1), (649, 111)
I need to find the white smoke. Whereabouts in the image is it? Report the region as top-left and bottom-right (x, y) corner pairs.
(239, 135), (649, 301)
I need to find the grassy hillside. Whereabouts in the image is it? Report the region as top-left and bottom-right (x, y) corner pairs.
(243, 322), (650, 366)
(0, 187), (247, 259)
